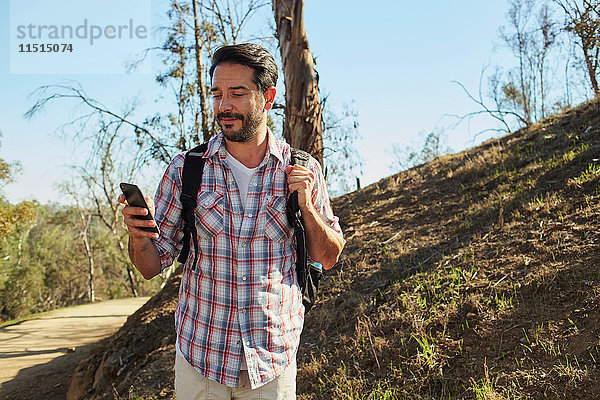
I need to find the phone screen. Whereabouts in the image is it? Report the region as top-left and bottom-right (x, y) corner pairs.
(120, 182), (159, 234)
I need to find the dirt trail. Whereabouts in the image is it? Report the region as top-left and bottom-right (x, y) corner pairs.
(0, 297), (150, 399)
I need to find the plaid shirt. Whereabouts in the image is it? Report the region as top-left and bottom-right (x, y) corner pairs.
(153, 131), (342, 389)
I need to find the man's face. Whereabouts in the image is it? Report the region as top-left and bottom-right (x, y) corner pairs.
(211, 62), (266, 143)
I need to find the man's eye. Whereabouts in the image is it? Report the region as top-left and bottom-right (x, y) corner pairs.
(232, 93), (244, 97)
(212, 94), (222, 99)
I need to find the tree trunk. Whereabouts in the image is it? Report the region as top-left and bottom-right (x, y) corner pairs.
(272, 0), (324, 166)
(583, 46), (600, 97)
(79, 213), (95, 302)
(126, 265), (139, 297)
(118, 239), (139, 297)
(192, 0), (212, 142)
(517, 34), (532, 125)
(86, 244), (95, 303)
(16, 225), (33, 269)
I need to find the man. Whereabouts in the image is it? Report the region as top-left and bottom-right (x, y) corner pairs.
(120, 43), (344, 399)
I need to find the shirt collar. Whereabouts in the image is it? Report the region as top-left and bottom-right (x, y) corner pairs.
(266, 128), (285, 164)
(204, 132), (224, 159)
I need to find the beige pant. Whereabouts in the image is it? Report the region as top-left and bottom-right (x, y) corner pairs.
(174, 354), (296, 400)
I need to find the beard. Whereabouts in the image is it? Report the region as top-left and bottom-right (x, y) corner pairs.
(217, 108), (262, 143)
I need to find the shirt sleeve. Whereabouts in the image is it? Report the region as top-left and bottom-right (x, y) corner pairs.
(308, 156), (344, 240)
(153, 154), (186, 271)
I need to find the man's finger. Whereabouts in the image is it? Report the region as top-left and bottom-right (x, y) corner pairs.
(127, 225), (159, 239)
(123, 214), (158, 237)
(286, 164), (311, 174)
(122, 206), (148, 216)
(144, 196), (156, 214)
(124, 214), (150, 226)
(286, 167), (313, 177)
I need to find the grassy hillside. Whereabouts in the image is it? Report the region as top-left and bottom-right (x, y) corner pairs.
(68, 99), (600, 399)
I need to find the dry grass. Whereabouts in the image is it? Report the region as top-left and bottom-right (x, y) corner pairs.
(298, 99), (600, 399)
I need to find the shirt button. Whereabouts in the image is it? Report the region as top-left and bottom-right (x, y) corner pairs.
(247, 213), (253, 218)
(237, 339), (241, 345)
(242, 275), (247, 281)
(254, 183), (258, 187)
(240, 242), (246, 247)
(241, 309), (247, 314)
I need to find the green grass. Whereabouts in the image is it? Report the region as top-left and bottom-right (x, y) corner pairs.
(412, 334), (437, 368)
(569, 163), (600, 187)
(0, 309), (53, 328)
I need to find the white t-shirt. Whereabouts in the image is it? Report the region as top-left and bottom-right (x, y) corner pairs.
(226, 150), (258, 210)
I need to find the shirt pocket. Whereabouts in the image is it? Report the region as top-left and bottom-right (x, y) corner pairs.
(265, 195), (292, 242)
(194, 191), (224, 238)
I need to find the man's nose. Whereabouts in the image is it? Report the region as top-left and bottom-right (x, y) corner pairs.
(218, 95), (233, 112)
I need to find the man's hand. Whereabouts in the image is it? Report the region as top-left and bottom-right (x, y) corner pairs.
(118, 194), (159, 240)
(285, 165), (315, 211)
(118, 194), (162, 280)
(285, 164), (344, 270)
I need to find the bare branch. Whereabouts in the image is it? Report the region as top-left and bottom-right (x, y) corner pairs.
(451, 80), (516, 132)
(25, 85), (173, 162)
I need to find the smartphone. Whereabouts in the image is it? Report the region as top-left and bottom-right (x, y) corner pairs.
(119, 182), (159, 234)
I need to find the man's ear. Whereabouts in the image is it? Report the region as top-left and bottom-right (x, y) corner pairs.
(264, 86), (276, 110)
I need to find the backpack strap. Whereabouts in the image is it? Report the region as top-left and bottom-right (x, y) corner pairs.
(287, 148), (320, 312)
(178, 142), (208, 270)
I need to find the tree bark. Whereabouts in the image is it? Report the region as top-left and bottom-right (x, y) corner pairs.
(126, 265), (139, 297)
(117, 239), (140, 297)
(583, 45), (600, 97)
(79, 212), (95, 303)
(16, 225), (33, 269)
(272, 0), (324, 166)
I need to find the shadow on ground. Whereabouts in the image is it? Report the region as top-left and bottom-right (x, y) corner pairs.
(0, 342), (98, 400)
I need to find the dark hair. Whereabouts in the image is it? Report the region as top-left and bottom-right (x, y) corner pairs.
(209, 43), (278, 93)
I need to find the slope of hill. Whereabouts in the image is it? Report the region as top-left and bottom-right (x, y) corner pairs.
(68, 99), (600, 399)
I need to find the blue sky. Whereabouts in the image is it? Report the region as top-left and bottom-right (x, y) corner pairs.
(1, 0), (512, 204)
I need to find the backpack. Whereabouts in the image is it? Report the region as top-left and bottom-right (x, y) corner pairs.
(177, 143), (322, 313)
